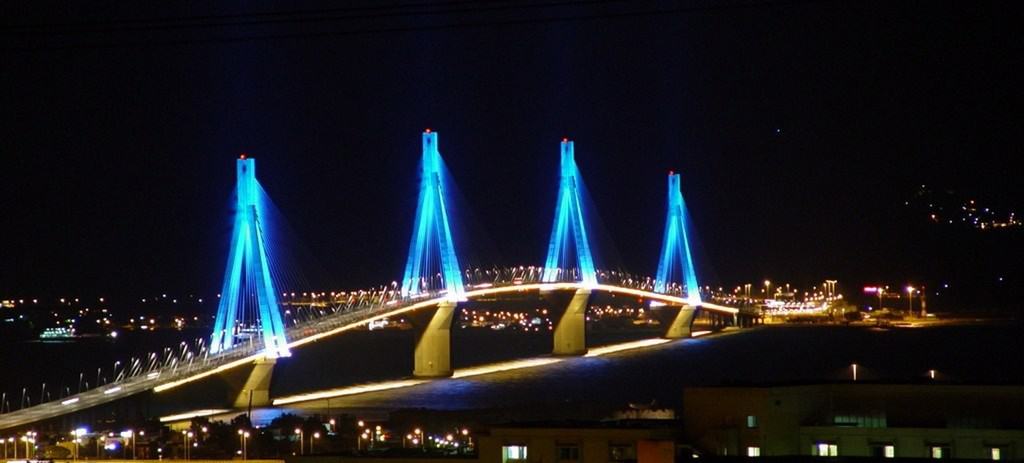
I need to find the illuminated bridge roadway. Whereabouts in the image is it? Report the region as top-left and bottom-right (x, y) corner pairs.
(0, 269), (749, 431)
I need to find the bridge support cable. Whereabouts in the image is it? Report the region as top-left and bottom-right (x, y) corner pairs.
(653, 172), (701, 304)
(210, 157), (290, 358)
(542, 139), (597, 287)
(411, 301), (457, 377)
(400, 130), (466, 301)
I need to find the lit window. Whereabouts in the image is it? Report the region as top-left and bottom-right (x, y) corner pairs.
(930, 446), (949, 459)
(991, 447), (1002, 461)
(503, 445), (528, 462)
(747, 446), (761, 457)
(816, 443), (838, 457)
(885, 445), (895, 458)
(746, 415), (758, 428)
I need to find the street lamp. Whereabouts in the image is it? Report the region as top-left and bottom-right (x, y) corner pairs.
(294, 428), (304, 455)
(906, 286), (915, 317)
(22, 431), (36, 459)
(851, 363), (859, 381)
(414, 428), (423, 450)
(311, 432), (320, 453)
(72, 428), (88, 460)
(120, 430), (134, 459)
(181, 430), (193, 460)
(764, 280), (771, 300)
(237, 430), (249, 460)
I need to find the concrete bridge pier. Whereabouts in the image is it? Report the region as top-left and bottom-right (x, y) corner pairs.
(657, 304), (697, 339)
(232, 357), (276, 408)
(411, 301), (457, 377)
(550, 288), (591, 355)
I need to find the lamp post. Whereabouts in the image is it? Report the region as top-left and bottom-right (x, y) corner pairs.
(311, 432), (320, 454)
(906, 286), (915, 317)
(72, 428), (88, 460)
(294, 428), (304, 455)
(414, 428), (423, 450)
(120, 430), (134, 459)
(851, 363), (858, 381)
(237, 430), (249, 460)
(23, 432), (36, 459)
(181, 430), (193, 460)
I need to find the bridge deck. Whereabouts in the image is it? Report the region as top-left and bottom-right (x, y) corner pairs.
(0, 281), (737, 430)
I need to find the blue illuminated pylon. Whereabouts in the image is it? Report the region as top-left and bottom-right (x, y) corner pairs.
(654, 172), (701, 304)
(542, 139), (597, 287)
(400, 130), (466, 301)
(209, 157), (290, 357)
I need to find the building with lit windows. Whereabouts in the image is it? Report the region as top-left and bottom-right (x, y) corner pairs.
(478, 421), (680, 463)
(283, 420), (680, 463)
(682, 383), (1024, 460)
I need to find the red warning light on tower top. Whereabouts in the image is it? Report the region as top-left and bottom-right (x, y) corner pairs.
(669, 170), (675, 176)
(562, 137), (569, 143)
(424, 128), (431, 133)
(239, 153), (247, 160)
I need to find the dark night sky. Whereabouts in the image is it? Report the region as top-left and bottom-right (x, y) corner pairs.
(1, 1), (1021, 301)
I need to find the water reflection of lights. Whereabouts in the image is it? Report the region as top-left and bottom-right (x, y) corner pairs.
(584, 338), (671, 357)
(452, 358), (563, 378)
(159, 409), (231, 423)
(273, 379), (430, 405)
(272, 338), (684, 406)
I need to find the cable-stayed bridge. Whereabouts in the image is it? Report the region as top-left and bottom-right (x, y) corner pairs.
(0, 131), (757, 430)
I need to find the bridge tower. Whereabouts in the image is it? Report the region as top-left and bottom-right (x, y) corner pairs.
(654, 172), (701, 305)
(401, 130), (465, 377)
(651, 172), (701, 338)
(542, 139), (597, 286)
(209, 156), (290, 358)
(400, 130), (466, 301)
(542, 139), (596, 355)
